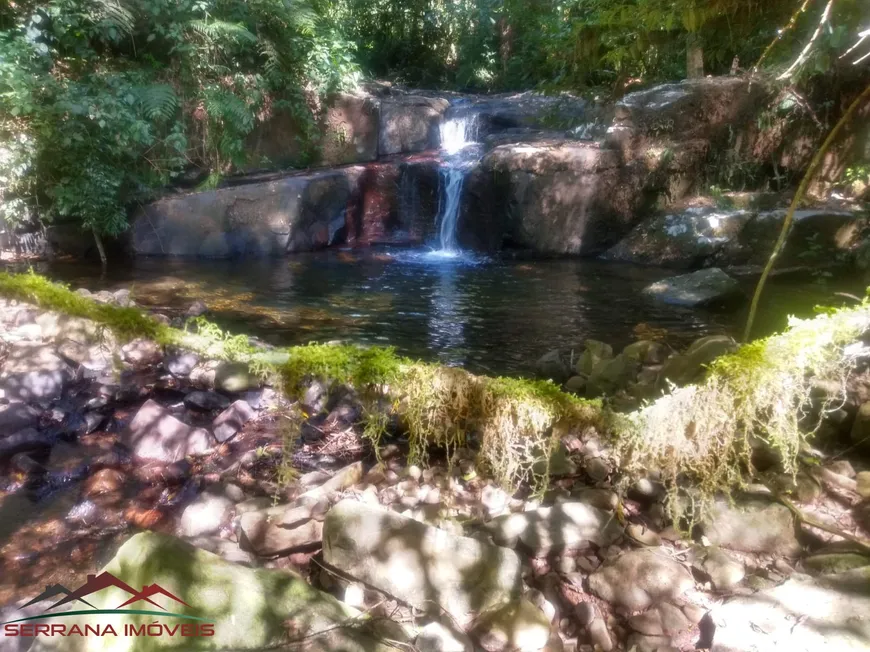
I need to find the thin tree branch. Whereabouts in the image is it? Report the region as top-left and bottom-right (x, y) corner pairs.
(777, 0), (835, 80)
(752, 0), (816, 79)
(743, 81), (870, 341)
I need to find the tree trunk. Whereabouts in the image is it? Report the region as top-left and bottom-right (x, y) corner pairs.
(93, 229), (107, 268)
(687, 36), (704, 79)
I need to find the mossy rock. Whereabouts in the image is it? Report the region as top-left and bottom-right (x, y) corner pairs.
(29, 532), (400, 651)
(576, 339), (614, 376)
(586, 353), (639, 397)
(657, 335), (737, 389)
(803, 553), (870, 576)
(622, 339), (667, 364)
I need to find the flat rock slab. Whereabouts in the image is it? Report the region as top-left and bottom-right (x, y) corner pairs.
(28, 531), (401, 652)
(487, 500), (622, 556)
(122, 399), (211, 463)
(589, 549), (694, 612)
(711, 570), (870, 651)
(0, 343), (71, 402)
(323, 499), (523, 627)
(702, 499), (800, 556)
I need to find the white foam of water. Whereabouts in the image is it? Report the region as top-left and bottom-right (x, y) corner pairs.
(436, 166), (466, 253)
(439, 114), (478, 155)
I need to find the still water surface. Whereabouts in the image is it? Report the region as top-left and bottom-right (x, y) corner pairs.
(26, 249), (865, 376)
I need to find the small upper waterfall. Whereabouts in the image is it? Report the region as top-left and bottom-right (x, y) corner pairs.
(431, 111), (481, 256)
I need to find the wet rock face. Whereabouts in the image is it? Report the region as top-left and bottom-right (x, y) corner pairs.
(323, 499), (523, 627)
(378, 95), (449, 156)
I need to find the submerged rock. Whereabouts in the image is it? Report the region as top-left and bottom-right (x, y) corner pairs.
(28, 532), (401, 651)
(323, 499), (523, 626)
(642, 268), (742, 308)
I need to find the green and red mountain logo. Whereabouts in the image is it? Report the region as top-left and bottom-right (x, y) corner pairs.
(3, 572), (214, 639)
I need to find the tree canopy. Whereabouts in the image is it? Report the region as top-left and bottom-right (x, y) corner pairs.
(0, 0), (868, 239)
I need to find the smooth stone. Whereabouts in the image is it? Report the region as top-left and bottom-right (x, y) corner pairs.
(588, 549), (694, 612)
(212, 400), (254, 443)
(642, 268), (742, 308)
(416, 622), (474, 652)
(802, 552), (870, 575)
(486, 501), (622, 555)
(240, 511), (323, 556)
(185, 535), (257, 566)
(628, 602), (691, 636)
(851, 402), (870, 453)
(701, 499), (800, 556)
(120, 338), (163, 367)
(184, 390), (231, 411)
(323, 500), (523, 627)
(626, 523), (662, 547)
(0, 428), (53, 460)
(586, 618), (613, 652)
(0, 343), (71, 402)
(702, 546), (745, 590)
(123, 399), (211, 463)
(0, 403), (41, 433)
(215, 361), (257, 393)
(857, 471), (870, 499)
(166, 351), (199, 377)
(472, 599), (551, 652)
(178, 490), (234, 538)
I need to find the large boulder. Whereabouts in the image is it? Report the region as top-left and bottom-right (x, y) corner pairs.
(131, 169), (355, 257)
(711, 208), (868, 269)
(323, 500), (523, 627)
(320, 92), (380, 165)
(378, 95), (449, 156)
(478, 141), (659, 254)
(603, 207), (753, 268)
(710, 569), (870, 651)
(28, 532), (401, 651)
(642, 268), (742, 308)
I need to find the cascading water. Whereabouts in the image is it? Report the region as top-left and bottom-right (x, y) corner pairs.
(430, 110), (481, 257)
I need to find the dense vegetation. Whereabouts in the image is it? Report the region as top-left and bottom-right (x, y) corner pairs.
(0, 0), (868, 241)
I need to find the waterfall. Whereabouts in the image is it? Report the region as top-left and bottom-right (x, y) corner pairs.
(432, 113), (480, 256)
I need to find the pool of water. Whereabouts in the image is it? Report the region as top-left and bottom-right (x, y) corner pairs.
(19, 249), (867, 376)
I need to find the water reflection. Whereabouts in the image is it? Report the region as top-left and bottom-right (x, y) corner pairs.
(19, 251), (863, 376)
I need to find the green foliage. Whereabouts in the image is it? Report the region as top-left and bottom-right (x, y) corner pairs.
(0, 0), (359, 236)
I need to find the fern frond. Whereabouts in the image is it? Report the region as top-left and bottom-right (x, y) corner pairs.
(137, 84), (178, 121)
(187, 19), (258, 45)
(203, 89), (255, 133)
(91, 0), (135, 36)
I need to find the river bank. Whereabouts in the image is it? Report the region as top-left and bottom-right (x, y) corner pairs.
(1, 273), (870, 651)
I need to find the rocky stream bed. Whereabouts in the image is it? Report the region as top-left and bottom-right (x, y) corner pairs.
(1, 288), (870, 652)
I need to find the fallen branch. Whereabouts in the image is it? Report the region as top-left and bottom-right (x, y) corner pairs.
(772, 491), (870, 555)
